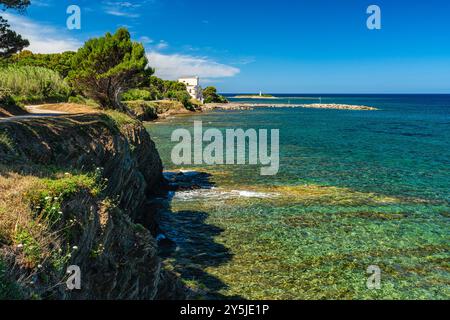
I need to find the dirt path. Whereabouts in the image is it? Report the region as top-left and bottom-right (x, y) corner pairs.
(26, 105), (69, 115)
(0, 107), (65, 122)
(0, 104), (88, 122)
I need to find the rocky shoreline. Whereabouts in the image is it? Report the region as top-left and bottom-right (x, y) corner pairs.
(202, 102), (378, 111)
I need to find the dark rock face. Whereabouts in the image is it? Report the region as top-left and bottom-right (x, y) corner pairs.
(0, 114), (186, 300)
(59, 193), (183, 300)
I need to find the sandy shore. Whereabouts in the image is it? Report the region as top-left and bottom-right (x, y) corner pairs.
(203, 102), (378, 111)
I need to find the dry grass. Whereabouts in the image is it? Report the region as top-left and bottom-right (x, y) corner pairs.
(0, 166), (100, 270)
(0, 170), (58, 269)
(0, 171), (39, 246)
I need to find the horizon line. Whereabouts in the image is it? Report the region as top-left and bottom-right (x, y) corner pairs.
(221, 93), (450, 95)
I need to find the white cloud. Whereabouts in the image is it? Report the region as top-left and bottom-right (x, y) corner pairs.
(30, 0), (51, 7)
(3, 13), (82, 53)
(103, 1), (144, 18)
(147, 51), (240, 80)
(232, 57), (256, 65)
(138, 36), (153, 44)
(155, 40), (168, 50)
(105, 10), (140, 18)
(3, 13), (241, 81)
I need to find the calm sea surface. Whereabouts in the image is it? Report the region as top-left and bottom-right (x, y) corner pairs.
(146, 94), (450, 299)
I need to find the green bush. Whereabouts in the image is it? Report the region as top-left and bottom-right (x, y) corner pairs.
(68, 95), (86, 104)
(167, 90), (194, 111)
(10, 50), (76, 78)
(190, 98), (203, 109)
(122, 89), (153, 101)
(0, 88), (16, 108)
(68, 95), (99, 107)
(0, 65), (71, 103)
(0, 131), (15, 151)
(14, 229), (42, 265)
(0, 88), (27, 116)
(203, 86), (228, 104)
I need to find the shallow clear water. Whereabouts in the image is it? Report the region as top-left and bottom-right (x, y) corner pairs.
(147, 94), (450, 299)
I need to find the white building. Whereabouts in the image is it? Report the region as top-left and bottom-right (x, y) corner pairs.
(178, 76), (204, 103)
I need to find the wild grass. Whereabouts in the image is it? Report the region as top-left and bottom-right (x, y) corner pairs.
(0, 171), (39, 246)
(68, 95), (99, 108)
(26, 172), (103, 225)
(0, 65), (71, 104)
(0, 168), (102, 267)
(103, 110), (140, 130)
(0, 131), (15, 151)
(0, 167), (107, 299)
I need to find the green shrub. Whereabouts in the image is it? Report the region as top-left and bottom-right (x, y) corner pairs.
(14, 229), (42, 266)
(68, 95), (99, 107)
(167, 90), (194, 111)
(0, 131), (15, 151)
(0, 88), (27, 116)
(0, 65), (71, 103)
(0, 88), (16, 108)
(67, 95), (85, 104)
(203, 86), (228, 104)
(10, 50), (76, 78)
(190, 98), (203, 109)
(122, 89), (153, 101)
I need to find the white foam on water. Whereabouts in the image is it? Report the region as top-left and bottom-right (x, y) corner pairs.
(230, 190), (275, 198)
(172, 187), (278, 201)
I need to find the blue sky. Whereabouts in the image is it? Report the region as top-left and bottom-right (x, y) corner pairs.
(4, 0), (450, 93)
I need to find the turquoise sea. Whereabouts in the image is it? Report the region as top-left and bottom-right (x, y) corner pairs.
(146, 94), (450, 299)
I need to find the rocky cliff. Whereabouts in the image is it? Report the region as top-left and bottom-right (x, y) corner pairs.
(0, 113), (185, 299)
